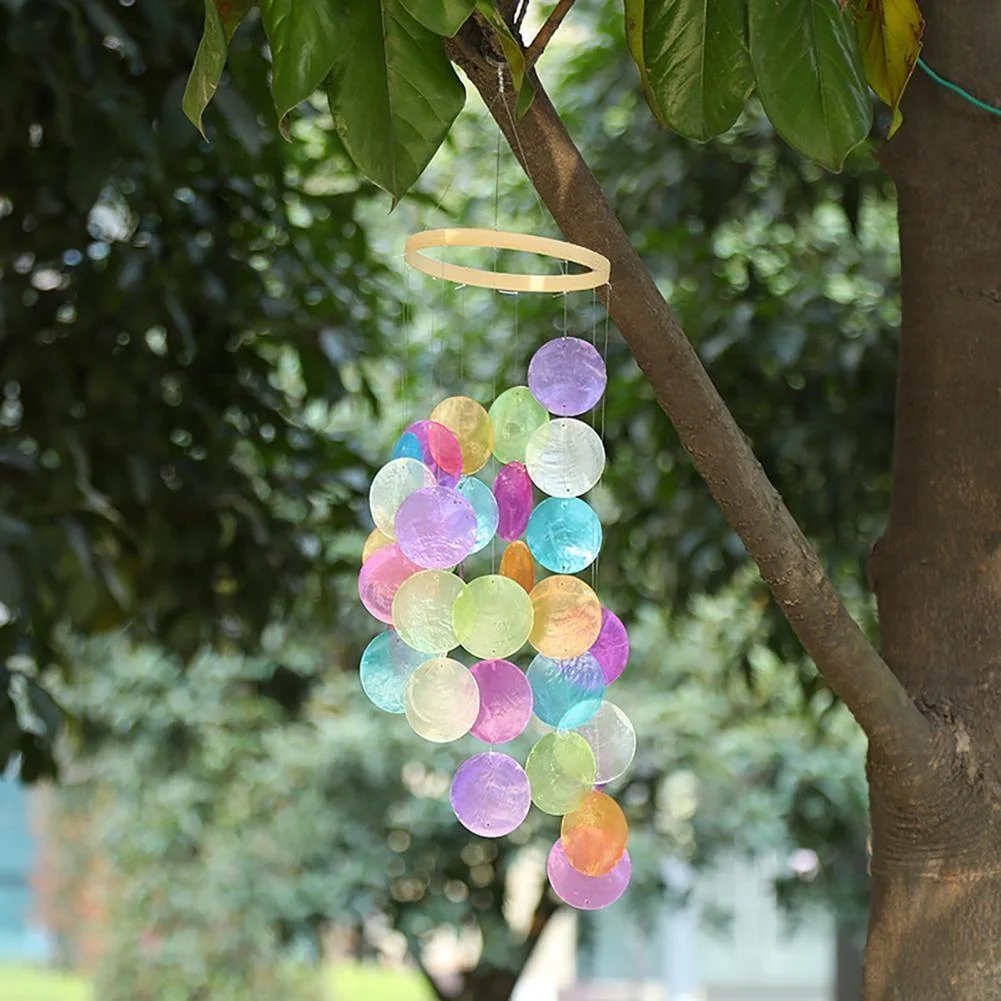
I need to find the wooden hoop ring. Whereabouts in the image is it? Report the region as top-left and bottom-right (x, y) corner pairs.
(404, 227), (611, 293)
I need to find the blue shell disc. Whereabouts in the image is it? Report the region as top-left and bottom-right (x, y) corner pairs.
(525, 497), (602, 574)
(360, 630), (427, 713)
(527, 652), (605, 729)
(456, 477), (500, 555)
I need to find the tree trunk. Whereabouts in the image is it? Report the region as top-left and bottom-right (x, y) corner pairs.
(459, 966), (519, 1001)
(868, 2), (1001, 997)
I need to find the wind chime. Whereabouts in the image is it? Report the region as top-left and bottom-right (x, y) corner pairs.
(357, 224), (635, 911)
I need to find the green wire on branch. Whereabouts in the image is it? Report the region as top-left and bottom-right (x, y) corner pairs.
(918, 57), (1001, 118)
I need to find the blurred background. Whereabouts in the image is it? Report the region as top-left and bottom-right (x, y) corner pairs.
(0, 1), (898, 999)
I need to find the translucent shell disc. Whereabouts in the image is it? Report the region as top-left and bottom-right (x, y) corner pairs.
(547, 840), (631, 911)
(393, 570), (466, 654)
(404, 657), (479, 742)
(430, 396), (493, 475)
(451, 751), (531, 836)
(369, 458), (436, 537)
(529, 576), (603, 659)
(359, 631), (425, 713)
(560, 790), (629, 877)
(525, 731), (596, 815)
(489, 387), (549, 464)
(527, 652), (605, 729)
(525, 419), (605, 498)
(500, 540), (535, 593)
(528, 337), (607, 417)
(453, 574), (534, 660)
(525, 497), (602, 574)
(469, 659), (534, 744)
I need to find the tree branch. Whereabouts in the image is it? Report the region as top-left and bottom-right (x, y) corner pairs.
(525, 0), (577, 68)
(514, 0), (530, 32)
(447, 37), (936, 786)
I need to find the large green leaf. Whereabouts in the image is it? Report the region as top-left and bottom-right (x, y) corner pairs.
(624, 0), (753, 141)
(325, 0), (466, 201)
(182, 0), (254, 136)
(400, 0), (476, 36)
(748, 0), (871, 171)
(259, 0), (340, 129)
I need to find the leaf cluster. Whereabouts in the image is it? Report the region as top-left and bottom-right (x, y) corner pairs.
(0, 0), (389, 772)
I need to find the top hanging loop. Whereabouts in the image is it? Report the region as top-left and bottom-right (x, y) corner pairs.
(404, 227), (611, 294)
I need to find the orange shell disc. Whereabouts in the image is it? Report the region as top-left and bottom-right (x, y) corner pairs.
(561, 790), (628, 877)
(500, 540), (535, 593)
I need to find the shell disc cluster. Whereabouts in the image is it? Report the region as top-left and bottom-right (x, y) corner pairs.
(358, 337), (635, 909)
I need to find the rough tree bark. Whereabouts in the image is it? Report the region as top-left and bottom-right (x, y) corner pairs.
(864, 2), (1001, 997)
(447, 3), (1001, 1000)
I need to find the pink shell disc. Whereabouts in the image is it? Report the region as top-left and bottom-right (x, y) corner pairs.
(357, 544), (422, 623)
(546, 839), (631, 911)
(589, 608), (630, 684)
(493, 462), (534, 541)
(393, 420), (463, 487)
(469, 659), (534, 744)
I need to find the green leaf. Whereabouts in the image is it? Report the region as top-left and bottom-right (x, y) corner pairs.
(748, 0), (872, 171)
(182, 0), (254, 137)
(325, 0), (466, 201)
(476, 1), (536, 118)
(855, 0), (924, 137)
(400, 0), (476, 36)
(624, 0), (754, 141)
(259, 0), (340, 130)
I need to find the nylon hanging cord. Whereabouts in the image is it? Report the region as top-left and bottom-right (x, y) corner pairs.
(918, 57), (1001, 118)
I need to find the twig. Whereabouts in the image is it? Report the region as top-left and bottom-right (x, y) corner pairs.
(514, 0), (530, 31)
(415, 954), (451, 1001)
(524, 888), (557, 952)
(525, 0), (577, 68)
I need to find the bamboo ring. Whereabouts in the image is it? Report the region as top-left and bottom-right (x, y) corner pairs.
(404, 227), (611, 293)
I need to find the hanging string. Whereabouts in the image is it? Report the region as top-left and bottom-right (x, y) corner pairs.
(514, 292), (521, 381)
(494, 64), (548, 232)
(402, 264), (411, 429)
(439, 276), (446, 400)
(600, 282), (611, 445)
(593, 282), (611, 588)
(458, 283), (467, 385)
(918, 57), (1001, 118)
(430, 277), (438, 397)
(493, 63), (504, 283)
(589, 287), (599, 427)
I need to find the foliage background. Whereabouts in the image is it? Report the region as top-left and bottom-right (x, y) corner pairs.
(2, 0), (899, 996)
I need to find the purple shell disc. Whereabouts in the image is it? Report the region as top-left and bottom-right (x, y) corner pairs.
(395, 486), (477, 569)
(528, 337), (607, 417)
(493, 462), (534, 541)
(546, 839), (631, 910)
(451, 751), (531, 837)
(469, 659), (534, 744)
(589, 609), (630, 684)
(357, 544), (422, 623)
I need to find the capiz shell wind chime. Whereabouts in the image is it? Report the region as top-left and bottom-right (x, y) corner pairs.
(358, 225), (636, 910)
